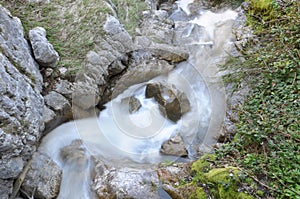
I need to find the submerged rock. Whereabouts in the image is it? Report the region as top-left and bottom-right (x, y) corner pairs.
(145, 82), (190, 122)
(22, 152), (62, 199)
(160, 134), (188, 157)
(29, 27), (59, 67)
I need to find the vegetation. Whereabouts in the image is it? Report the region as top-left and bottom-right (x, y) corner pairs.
(1, 0), (148, 77)
(190, 0), (299, 198)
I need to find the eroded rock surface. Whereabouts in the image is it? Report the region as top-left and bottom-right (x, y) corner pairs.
(0, 6), (45, 198)
(22, 152), (62, 199)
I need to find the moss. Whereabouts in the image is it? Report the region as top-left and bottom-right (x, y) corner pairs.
(189, 187), (207, 199)
(191, 157), (253, 199)
(192, 154), (216, 173)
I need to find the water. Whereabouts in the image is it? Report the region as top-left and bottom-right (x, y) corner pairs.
(38, 1), (238, 197)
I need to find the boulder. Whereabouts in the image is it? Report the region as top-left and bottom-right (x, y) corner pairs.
(93, 159), (160, 199)
(145, 82), (190, 122)
(160, 134), (188, 157)
(22, 152), (62, 199)
(29, 27), (59, 67)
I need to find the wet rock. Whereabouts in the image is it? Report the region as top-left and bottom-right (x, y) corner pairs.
(0, 6), (44, 196)
(145, 82), (190, 122)
(93, 159), (160, 199)
(0, 157), (24, 179)
(121, 96), (142, 114)
(160, 134), (188, 157)
(22, 152), (62, 199)
(29, 27), (59, 67)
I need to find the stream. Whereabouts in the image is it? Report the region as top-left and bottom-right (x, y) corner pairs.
(38, 0), (238, 198)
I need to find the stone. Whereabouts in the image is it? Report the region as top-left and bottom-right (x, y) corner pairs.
(0, 179), (13, 199)
(0, 157), (24, 179)
(121, 96), (142, 114)
(160, 134), (188, 157)
(0, 7), (45, 196)
(22, 152), (62, 199)
(145, 82), (190, 122)
(29, 27), (59, 67)
(44, 91), (71, 113)
(93, 159), (160, 199)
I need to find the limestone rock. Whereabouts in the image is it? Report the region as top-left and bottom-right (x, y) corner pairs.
(22, 152), (62, 199)
(93, 159), (160, 199)
(160, 134), (188, 157)
(145, 82), (190, 122)
(29, 27), (59, 67)
(0, 179), (13, 199)
(0, 157), (24, 179)
(44, 91), (71, 113)
(121, 96), (142, 114)
(0, 7), (45, 197)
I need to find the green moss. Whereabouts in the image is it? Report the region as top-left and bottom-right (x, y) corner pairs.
(192, 154), (216, 173)
(189, 187), (207, 199)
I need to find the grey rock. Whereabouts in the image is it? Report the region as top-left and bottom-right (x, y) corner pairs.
(0, 157), (24, 179)
(45, 68), (54, 77)
(0, 179), (13, 199)
(26, 0), (50, 3)
(22, 152), (62, 199)
(44, 91), (71, 113)
(0, 5), (44, 186)
(54, 79), (74, 97)
(121, 96), (142, 114)
(43, 105), (56, 124)
(29, 27), (59, 67)
(93, 159), (160, 199)
(160, 134), (188, 157)
(140, 9), (174, 44)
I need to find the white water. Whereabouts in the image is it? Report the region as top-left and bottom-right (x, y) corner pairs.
(38, 1), (238, 197)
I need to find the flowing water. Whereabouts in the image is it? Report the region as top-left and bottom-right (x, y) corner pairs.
(38, 1), (238, 198)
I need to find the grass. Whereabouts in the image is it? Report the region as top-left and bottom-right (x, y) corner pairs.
(1, 0), (148, 78)
(213, 0), (300, 198)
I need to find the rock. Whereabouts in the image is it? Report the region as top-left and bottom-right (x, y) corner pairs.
(121, 96), (142, 114)
(29, 27), (59, 67)
(44, 91), (71, 113)
(145, 82), (190, 122)
(93, 159), (160, 199)
(22, 152), (62, 199)
(160, 134), (188, 157)
(44, 67), (54, 77)
(0, 157), (24, 179)
(26, 0), (50, 3)
(0, 7), (45, 197)
(140, 9), (174, 44)
(0, 179), (13, 199)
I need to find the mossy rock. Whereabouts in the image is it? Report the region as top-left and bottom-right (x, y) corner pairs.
(190, 156), (253, 199)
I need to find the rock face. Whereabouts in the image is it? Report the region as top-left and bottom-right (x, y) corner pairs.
(29, 27), (59, 68)
(0, 6), (45, 198)
(22, 152), (62, 199)
(145, 82), (190, 122)
(160, 134), (188, 157)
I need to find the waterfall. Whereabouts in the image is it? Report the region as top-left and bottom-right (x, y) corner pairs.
(38, 1), (238, 198)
